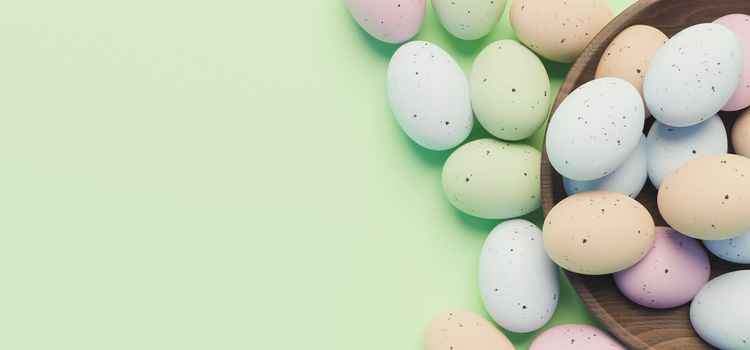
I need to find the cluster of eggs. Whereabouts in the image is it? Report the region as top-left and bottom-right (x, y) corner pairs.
(545, 15), (750, 349)
(349, 0), (750, 348)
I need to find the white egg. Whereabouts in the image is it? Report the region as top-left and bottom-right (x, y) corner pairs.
(704, 231), (750, 264)
(387, 41), (473, 150)
(545, 77), (644, 181)
(644, 23), (743, 127)
(564, 134), (647, 198)
(478, 219), (559, 333)
(646, 114), (727, 188)
(690, 270), (750, 349)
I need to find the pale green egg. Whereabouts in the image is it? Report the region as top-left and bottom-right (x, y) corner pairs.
(469, 40), (551, 141)
(442, 138), (541, 219)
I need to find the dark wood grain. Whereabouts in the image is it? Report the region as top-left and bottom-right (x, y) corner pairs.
(540, 0), (750, 348)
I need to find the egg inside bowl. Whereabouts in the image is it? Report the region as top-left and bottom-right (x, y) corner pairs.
(541, 0), (750, 348)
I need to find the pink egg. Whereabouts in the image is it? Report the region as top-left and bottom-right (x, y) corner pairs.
(714, 14), (750, 111)
(614, 227), (710, 309)
(529, 324), (625, 350)
(346, 0), (425, 44)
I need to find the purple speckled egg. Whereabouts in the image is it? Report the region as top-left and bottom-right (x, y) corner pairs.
(529, 324), (625, 350)
(714, 14), (750, 111)
(614, 227), (710, 309)
(346, 0), (425, 44)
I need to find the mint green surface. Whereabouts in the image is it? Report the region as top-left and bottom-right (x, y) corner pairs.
(0, 0), (634, 349)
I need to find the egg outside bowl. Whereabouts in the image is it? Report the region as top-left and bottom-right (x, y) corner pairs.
(541, 0), (750, 348)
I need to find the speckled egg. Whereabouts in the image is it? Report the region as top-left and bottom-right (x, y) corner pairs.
(564, 134), (647, 198)
(690, 271), (750, 349)
(733, 108), (750, 158)
(546, 77), (645, 181)
(714, 14), (750, 111)
(387, 41), (473, 150)
(658, 153), (750, 240)
(346, 0), (425, 44)
(469, 40), (551, 141)
(644, 23), (743, 127)
(509, 0), (612, 63)
(543, 191), (656, 275)
(442, 139), (540, 219)
(704, 230), (750, 264)
(646, 114), (728, 189)
(529, 324), (626, 350)
(424, 310), (515, 350)
(432, 0), (507, 40)
(595, 25), (668, 117)
(614, 227), (710, 309)
(479, 220), (559, 333)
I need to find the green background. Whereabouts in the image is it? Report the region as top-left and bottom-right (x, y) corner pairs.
(0, 0), (635, 349)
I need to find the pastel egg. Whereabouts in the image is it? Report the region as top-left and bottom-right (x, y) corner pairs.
(564, 134), (647, 198)
(658, 154), (750, 240)
(346, 0), (425, 44)
(595, 25), (668, 117)
(614, 227), (710, 309)
(690, 271), (750, 349)
(432, 0), (507, 40)
(546, 77), (645, 181)
(509, 0), (612, 63)
(442, 139), (540, 219)
(387, 41), (473, 150)
(424, 310), (514, 350)
(543, 191), (656, 275)
(529, 324), (626, 350)
(644, 23), (743, 127)
(714, 14), (750, 111)
(732, 108), (750, 158)
(479, 219), (559, 333)
(469, 40), (551, 141)
(704, 230), (750, 264)
(646, 114), (728, 189)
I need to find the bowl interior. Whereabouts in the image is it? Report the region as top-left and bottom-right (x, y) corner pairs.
(541, 0), (750, 348)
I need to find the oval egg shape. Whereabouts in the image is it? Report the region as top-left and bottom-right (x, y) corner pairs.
(733, 108), (750, 158)
(614, 227), (710, 309)
(433, 0), (506, 40)
(529, 324), (626, 350)
(509, 0), (612, 63)
(424, 310), (514, 350)
(595, 24), (668, 117)
(564, 134), (647, 198)
(546, 77), (645, 181)
(644, 23), (743, 127)
(346, 0), (425, 44)
(543, 191), (656, 275)
(479, 219), (559, 333)
(387, 41), (473, 150)
(442, 139), (540, 219)
(646, 114), (728, 189)
(658, 153), (750, 240)
(690, 270), (750, 349)
(704, 230), (750, 264)
(469, 40), (551, 141)
(714, 14), (750, 111)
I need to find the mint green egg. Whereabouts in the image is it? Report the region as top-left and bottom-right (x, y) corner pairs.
(470, 40), (551, 141)
(442, 138), (541, 219)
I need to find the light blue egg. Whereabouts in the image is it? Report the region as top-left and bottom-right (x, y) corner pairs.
(564, 134), (647, 198)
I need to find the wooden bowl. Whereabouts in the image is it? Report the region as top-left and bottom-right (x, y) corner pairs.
(540, 0), (750, 348)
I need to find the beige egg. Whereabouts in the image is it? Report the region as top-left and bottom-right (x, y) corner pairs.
(424, 310), (514, 350)
(658, 154), (750, 240)
(510, 0), (612, 63)
(732, 108), (750, 158)
(595, 25), (668, 117)
(543, 191), (655, 275)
